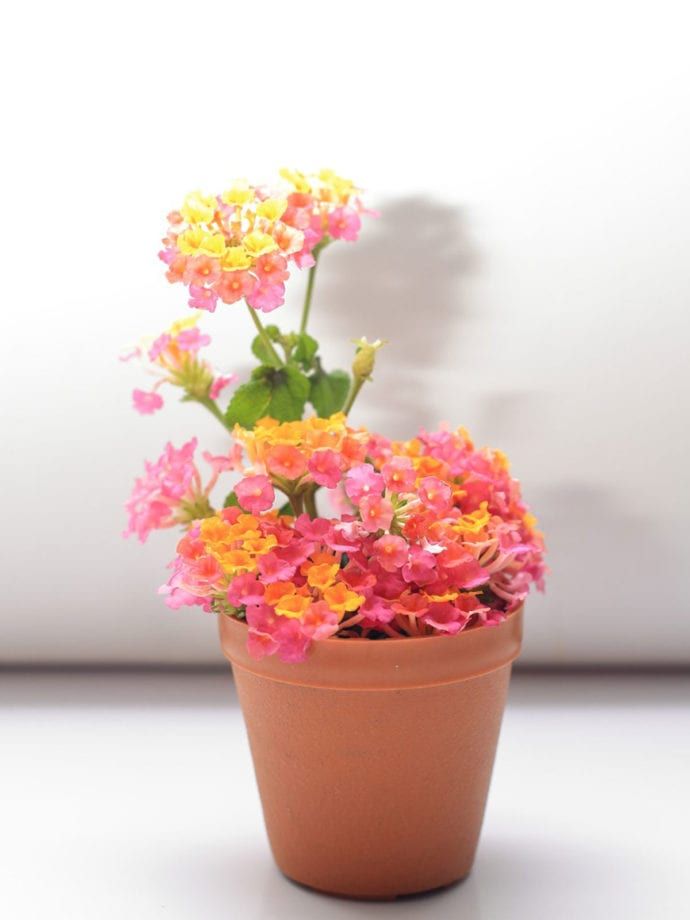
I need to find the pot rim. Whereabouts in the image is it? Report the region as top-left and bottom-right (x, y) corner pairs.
(219, 604), (523, 690)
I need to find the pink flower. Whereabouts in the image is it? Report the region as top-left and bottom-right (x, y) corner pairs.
(247, 628), (279, 660)
(257, 551), (297, 584)
(273, 619), (311, 663)
(402, 546), (437, 585)
(246, 282), (285, 313)
(214, 271), (257, 304)
(188, 286), (219, 312)
(227, 573), (265, 607)
(418, 476), (453, 514)
(254, 252), (290, 285)
(344, 463), (384, 504)
(295, 515), (332, 541)
(381, 457), (416, 493)
(358, 495), (394, 533)
(328, 206), (361, 242)
(307, 449), (344, 488)
(209, 373), (238, 400)
(124, 438), (199, 542)
(132, 388), (164, 415)
(235, 474), (275, 513)
(372, 534), (408, 572)
(148, 334), (171, 361)
(421, 603), (468, 635)
(301, 601), (339, 640)
(176, 327), (211, 352)
(360, 595), (396, 624)
(164, 252), (188, 283)
(183, 255), (221, 287)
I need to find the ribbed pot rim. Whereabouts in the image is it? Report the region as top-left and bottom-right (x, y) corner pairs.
(219, 605), (523, 691)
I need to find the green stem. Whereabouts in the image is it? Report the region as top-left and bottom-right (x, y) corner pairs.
(299, 250), (320, 334)
(192, 395), (231, 432)
(246, 303), (283, 366)
(289, 492), (304, 516)
(303, 487), (318, 519)
(342, 377), (366, 416)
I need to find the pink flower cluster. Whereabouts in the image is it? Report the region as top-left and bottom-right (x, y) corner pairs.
(123, 438), (238, 542)
(121, 315), (237, 415)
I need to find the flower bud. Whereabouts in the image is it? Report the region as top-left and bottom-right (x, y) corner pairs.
(351, 337), (386, 381)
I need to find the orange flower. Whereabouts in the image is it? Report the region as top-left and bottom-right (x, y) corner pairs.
(264, 581), (296, 606)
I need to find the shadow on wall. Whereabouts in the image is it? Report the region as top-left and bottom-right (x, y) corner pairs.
(315, 196), (479, 438)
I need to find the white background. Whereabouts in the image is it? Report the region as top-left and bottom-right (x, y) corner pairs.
(2, 0), (689, 664)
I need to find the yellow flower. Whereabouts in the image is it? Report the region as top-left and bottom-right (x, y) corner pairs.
(200, 517), (233, 547)
(199, 233), (226, 257)
(323, 583), (364, 617)
(218, 550), (255, 574)
(242, 536), (277, 555)
(318, 169), (356, 198)
(256, 198), (288, 222)
(305, 562), (340, 591)
(177, 227), (206, 255)
(453, 502), (491, 535)
(180, 191), (216, 224)
(424, 589), (459, 603)
(279, 168), (311, 194)
(243, 231), (278, 257)
(275, 594), (311, 619)
(221, 181), (254, 206)
(220, 246), (252, 271)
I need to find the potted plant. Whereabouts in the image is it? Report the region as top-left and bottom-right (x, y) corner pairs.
(123, 169), (546, 900)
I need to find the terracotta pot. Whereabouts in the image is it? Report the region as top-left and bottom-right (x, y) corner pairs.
(219, 606), (523, 900)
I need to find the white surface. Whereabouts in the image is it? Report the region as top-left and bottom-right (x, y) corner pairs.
(2, 671), (688, 918)
(2, 1), (690, 664)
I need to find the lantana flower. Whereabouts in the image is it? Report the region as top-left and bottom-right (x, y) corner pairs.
(124, 438), (235, 542)
(159, 170), (375, 315)
(121, 314), (237, 414)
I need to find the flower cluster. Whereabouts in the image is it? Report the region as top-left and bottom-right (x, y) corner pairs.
(124, 438), (238, 542)
(159, 169), (372, 315)
(121, 314), (236, 415)
(157, 419), (545, 661)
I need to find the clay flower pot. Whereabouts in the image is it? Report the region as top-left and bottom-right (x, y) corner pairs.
(219, 606), (523, 900)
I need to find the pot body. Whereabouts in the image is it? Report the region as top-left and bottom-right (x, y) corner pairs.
(220, 608), (522, 900)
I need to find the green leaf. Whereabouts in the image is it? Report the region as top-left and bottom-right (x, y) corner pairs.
(251, 325), (282, 367)
(294, 333), (319, 370)
(266, 365), (311, 421)
(309, 369), (350, 417)
(224, 378), (272, 428)
(223, 491), (241, 509)
(277, 500), (294, 516)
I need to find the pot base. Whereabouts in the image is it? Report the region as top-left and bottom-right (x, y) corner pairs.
(281, 868), (470, 901)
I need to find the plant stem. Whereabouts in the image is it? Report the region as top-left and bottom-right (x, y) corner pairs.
(192, 395), (231, 432)
(299, 250), (320, 334)
(303, 487), (318, 519)
(342, 377), (365, 416)
(246, 303), (283, 366)
(289, 492), (304, 516)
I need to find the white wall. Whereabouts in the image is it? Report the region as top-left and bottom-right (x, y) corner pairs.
(2, 0), (689, 664)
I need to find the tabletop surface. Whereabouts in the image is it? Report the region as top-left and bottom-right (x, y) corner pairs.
(3, 669), (688, 920)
